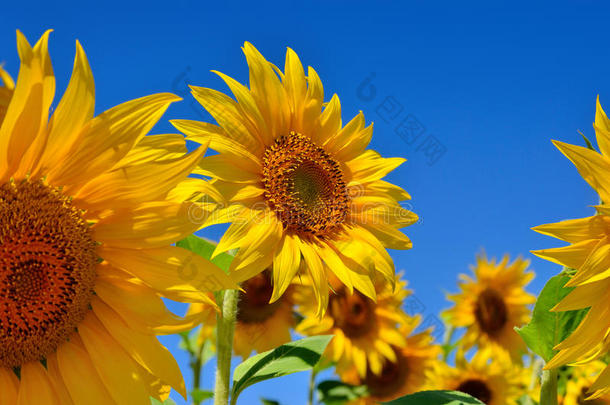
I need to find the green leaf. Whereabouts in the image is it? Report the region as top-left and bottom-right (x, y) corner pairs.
(382, 390), (484, 404)
(515, 274), (589, 362)
(150, 398), (177, 405)
(191, 388), (214, 403)
(317, 380), (368, 405)
(231, 335), (333, 402)
(177, 235), (233, 273)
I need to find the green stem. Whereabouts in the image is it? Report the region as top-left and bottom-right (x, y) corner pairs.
(307, 369), (317, 405)
(540, 368), (558, 405)
(191, 342), (205, 405)
(214, 289), (239, 405)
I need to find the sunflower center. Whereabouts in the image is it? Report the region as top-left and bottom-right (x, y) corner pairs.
(0, 179), (97, 368)
(456, 379), (493, 404)
(236, 271), (281, 324)
(474, 288), (508, 336)
(329, 289), (375, 338)
(261, 131), (349, 238)
(364, 347), (408, 399)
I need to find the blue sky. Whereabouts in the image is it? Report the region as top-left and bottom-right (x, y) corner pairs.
(2, 1), (609, 404)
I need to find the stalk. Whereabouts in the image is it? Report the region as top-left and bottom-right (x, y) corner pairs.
(540, 368), (558, 405)
(214, 289), (239, 405)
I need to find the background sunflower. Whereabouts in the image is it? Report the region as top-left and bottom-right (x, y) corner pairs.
(444, 254), (535, 362)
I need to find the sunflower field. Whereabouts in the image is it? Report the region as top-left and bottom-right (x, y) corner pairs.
(1, 3), (610, 405)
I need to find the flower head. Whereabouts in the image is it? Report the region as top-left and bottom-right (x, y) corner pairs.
(173, 43), (417, 315)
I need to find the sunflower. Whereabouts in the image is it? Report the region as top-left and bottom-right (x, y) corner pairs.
(171, 42), (417, 315)
(339, 322), (440, 404)
(443, 253), (535, 361)
(0, 31), (236, 404)
(295, 272), (412, 378)
(532, 98), (610, 395)
(425, 353), (527, 405)
(561, 362), (610, 405)
(187, 269), (295, 358)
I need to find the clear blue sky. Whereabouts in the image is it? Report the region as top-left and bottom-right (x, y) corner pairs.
(2, 1), (609, 404)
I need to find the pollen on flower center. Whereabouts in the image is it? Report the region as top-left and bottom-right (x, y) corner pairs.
(0, 179), (98, 368)
(236, 271), (281, 323)
(474, 288), (508, 336)
(456, 379), (493, 404)
(261, 131), (349, 238)
(329, 288), (375, 338)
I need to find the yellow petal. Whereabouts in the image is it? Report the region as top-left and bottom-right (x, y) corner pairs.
(8, 30), (56, 180)
(170, 119), (261, 171)
(92, 297), (186, 399)
(565, 237), (610, 286)
(75, 143), (206, 210)
(270, 234), (301, 302)
(553, 280), (610, 311)
(46, 354), (75, 405)
(48, 93), (180, 190)
(531, 239), (598, 270)
(312, 94), (342, 145)
(284, 47), (307, 119)
(298, 239), (329, 317)
(0, 367), (19, 404)
(94, 201), (200, 249)
(532, 215), (609, 243)
(359, 222), (413, 250)
(100, 245), (237, 298)
(78, 313), (151, 405)
(95, 270), (198, 334)
(189, 85), (263, 153)
(56, 339), (115, 404)
(229, 213), (283, 282)
(552, 140), (610, 203)
(345, 149), (405, 185)
(594, 96), (610, 157)
(116, 133), (188, 167)
(40, 40), (94, 173)
(242, 42), (290, 142)
(211, 70), (270, 145)
(18, 361), (59, 405)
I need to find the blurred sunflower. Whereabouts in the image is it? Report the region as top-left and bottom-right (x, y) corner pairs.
(563, 362), (610, 405)
(339, 322), (440, 404)
(187, 269), (295, 358)
(295, 273), (412, 378)
(425, 353), (526, 405)
(171, 42), (417, 315)
(0, 31), (235, 404)
(444, 253), (535, 361)
(532, 98), (610, 395)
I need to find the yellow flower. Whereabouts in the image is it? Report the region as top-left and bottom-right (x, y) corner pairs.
(425, 352), (527, 405)
(172, 43), (417, 315)
(187, 269), (295, 358)
(340, 322), (440, 404)
(564, 362), (610, 404)
(295, 273), (413, 378)
(444, 253), (535, 361)
(532, 98), (610, 394)
(0, 31), (235, 404)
